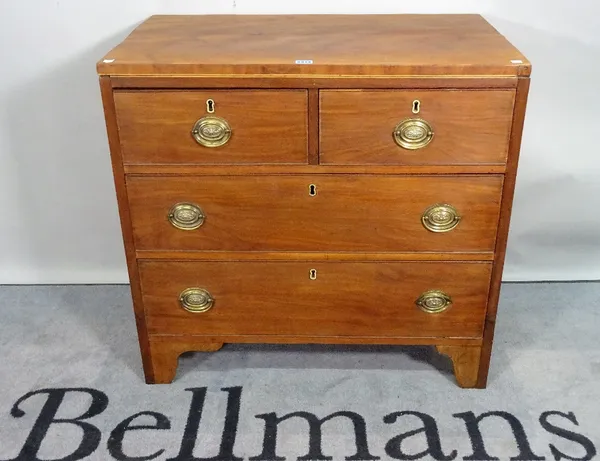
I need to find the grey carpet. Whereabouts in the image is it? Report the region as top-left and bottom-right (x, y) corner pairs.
(0, 282), (598, 460)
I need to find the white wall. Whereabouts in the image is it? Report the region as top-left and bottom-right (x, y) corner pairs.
(0, 0), (598, 283)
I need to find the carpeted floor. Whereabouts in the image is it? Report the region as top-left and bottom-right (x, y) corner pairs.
(0, 282), (598, 460)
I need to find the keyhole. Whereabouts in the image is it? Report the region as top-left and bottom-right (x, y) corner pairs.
(309, 184), (317, 196)
(206, 99), (215, 113)
(309, 269), (317, 280)
(412, 100), (421, 114)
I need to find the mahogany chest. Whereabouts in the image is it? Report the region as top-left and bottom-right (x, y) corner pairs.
(98, 14), (531, 387)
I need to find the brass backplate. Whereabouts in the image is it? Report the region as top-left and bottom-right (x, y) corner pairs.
(168, 202), (205, 230)
(393, 118), (434, 150)
(180, 288), (214, 313)
(416, 290), (452, 314)
(421, 204), (461, 233)
(192, 116), (231, 147)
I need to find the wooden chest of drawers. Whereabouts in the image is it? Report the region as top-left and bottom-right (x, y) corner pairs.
(98, 14), (531, 388)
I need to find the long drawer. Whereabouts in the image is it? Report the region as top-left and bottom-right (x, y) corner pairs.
(320, 90), (515, 165)
(127, 175), (503, 252)
(114, 90), (308, 164)
(140, 260), (492, 338)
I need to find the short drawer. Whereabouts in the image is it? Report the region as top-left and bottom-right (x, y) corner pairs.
(320, 90), (515, 165)
(140, 261), (492, 338)
(114, 90), (308, 164)
(127, 175), (503, 252)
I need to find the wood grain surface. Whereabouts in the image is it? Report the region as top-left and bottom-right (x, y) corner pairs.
(114, 90), (308, 164)
(146, 335), (484, 384)
(127, 175), (503, 252)
(136, 251), (494, 261)
(139, 261), (492, 338)
(123, 164), (508, 175)
(476, 77), (532, 387)
(110, 76), (519, 90)
(320, 90), (515, 165)
(147, 334), (482, 347)
(97, 13), (532, 387)
(97, 15), (530, 77)
(99, 77), (160, 383)
(148, 338), (223, 384)
(436, 345), (483, 388)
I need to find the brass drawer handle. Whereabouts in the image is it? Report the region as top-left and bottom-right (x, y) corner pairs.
(180, 288), (214, 313)
(168, 203), (205, 230)
(393, 118), (434, 150)
(192, 116), (231, 147)
(416, 290), (452, 314)
(421, 204), (461, 233)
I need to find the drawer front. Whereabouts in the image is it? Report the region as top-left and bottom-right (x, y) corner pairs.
(320, 90), (515, 165)
(128, 175), (503, 252)
(114, 90), (308, 164)
(140, 261), (492, 338)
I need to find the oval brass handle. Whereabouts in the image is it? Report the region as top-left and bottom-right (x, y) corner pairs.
(393, 118), (434, 150)
(421, 204), (461, 233)
(192, 116), (231, 147)
(168, 203), (205, 230)
(180, 288), (214, 313)
(416, 290), (452, 314)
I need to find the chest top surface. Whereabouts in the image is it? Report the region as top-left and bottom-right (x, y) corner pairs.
(97, 14), (530, 77)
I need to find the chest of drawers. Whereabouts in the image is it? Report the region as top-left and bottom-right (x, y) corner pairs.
(98, 14), (531, 388)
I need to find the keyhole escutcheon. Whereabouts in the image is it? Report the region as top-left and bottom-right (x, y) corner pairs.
(206, 99), (215, 113)
(412, 99), (421, 114)
(309, 269), (317, 280)
(309, 184), (317, 196)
